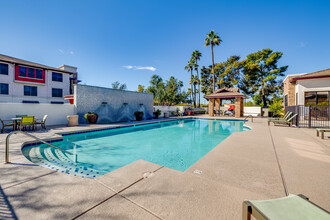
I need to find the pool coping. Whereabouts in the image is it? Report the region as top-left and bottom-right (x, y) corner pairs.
(19, 117), (250, 178)
(21, 117), (248, 148)
(3, 117), (330, 219)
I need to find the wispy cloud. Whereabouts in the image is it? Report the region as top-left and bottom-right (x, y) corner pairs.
(300, 42), (308, 48)
(123, 65), (156, 71)
(58, 49), (75, 55)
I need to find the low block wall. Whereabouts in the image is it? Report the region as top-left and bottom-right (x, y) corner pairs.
(153, 106), (184, 117)
(244, 106), (262, 116)
(0, 103), (75, 126)
(153, 106), (207, 117)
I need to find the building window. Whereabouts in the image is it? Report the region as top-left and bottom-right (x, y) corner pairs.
(305, 91), (329, 105)
(52, 72), (63, 82)
(19, 66), (27, 77)
(0, 63), (8, 75)
(28, 68), (35, 78)
(0, 83), (9, 95)
(52, 88), (63, 97)
(18, 66), (44, 80)
(36, 69), (43, 79)
(284, 95), (288, 106)
(24, 85), (37, 96)
(22, 100), (39, 104)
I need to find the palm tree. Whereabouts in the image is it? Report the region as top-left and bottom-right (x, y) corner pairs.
(192, 50), (202, 107)
(205, 30), (222, 92)
(178, 80), (183, 93)
(185, 59), (196, 107)
(191, 74), (199, 106)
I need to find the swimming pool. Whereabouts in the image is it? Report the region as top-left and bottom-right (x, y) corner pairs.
(22, 118), (249, 178)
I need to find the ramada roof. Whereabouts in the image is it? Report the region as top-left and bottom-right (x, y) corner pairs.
(0, 54), (74, 74)
(204, 88), (246, 99)
(289, 68), (330, 83)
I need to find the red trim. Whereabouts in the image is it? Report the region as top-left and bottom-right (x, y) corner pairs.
(15, 65), (45, 84)
(290, 75), (330, 83)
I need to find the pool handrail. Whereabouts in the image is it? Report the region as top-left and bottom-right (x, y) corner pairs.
(5, 130), (73, 164)
(244, 115), (254, 123)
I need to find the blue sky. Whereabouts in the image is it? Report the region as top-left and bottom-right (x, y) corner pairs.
(1, 0), (329, 103)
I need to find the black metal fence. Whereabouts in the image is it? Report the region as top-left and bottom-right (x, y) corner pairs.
(286, 105), (330, 128)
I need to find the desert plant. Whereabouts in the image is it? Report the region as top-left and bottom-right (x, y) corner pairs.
(84, 112), (98, 124)
(269, 99), (284, 117)
(134, 111), (144, 121)
(154, 109), (161, 119)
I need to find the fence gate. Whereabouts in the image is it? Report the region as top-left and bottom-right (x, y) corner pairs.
(285, 105), (330, 128)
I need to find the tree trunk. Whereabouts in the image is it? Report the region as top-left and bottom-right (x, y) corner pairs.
(262, 83), (267, 107)
(196, 60), (200, 108)
(191, 70), (196, 108)
(211, 44), (215, 92)
(190, 69), (194, 107)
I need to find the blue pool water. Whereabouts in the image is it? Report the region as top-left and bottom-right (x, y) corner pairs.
(22, 119), (249, 178)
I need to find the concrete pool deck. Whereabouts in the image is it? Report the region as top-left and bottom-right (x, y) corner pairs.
(0, 116), (329, 219)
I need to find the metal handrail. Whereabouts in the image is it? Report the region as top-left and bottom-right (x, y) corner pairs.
(5, 130), (73, 164)
(244, 115), (254, 123)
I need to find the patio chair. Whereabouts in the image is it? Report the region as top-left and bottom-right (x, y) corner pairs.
(0, 118), (15, 133)
(214, 110), (221, 116)
(16, 115), (27, 118)
(269, 113), (297, 127)
(35, 115), (48, 129)
(243, 194), (330, 220)
(267, 111), (292, 125)
(18, 116), (35, 131)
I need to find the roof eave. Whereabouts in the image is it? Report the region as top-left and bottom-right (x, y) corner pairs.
(290, 75), (330, 83)
(0, 58), (73, 75)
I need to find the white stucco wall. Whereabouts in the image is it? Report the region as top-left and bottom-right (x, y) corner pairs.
(0, 62), (72, 103)
(243, 106), (262, 116)
(153, 106), (185, 117)
(295, 78), (330, 105)
(0, 103), (75, 125)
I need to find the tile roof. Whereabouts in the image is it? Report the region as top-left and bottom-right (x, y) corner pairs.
(0, 54), (74, 74)
(204, 88), (246, 99)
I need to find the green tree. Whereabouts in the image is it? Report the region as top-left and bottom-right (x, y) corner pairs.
(185, 59), (197, 107)
(216, 55), (242, 89)
(205, 30), (222, 92)
(192, 50), (202, 107)
(239, 48), (288, 107)
(137, 84), (145, 93)
(146, 75), (165, 105)
(269, 98), (284, 117)
(200, 56), (242, 97)
(200, 66), (213, 95)
(146, 75), (187, 105)
(112, 81), (127, 90)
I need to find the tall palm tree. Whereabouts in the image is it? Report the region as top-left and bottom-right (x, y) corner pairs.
(192, 50), (202, 107)
(185, 59), (196, 107)
(178, 80), (183, 93)
(205, 30), (222, 92)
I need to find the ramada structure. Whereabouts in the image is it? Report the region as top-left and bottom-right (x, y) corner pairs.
(205, 88), (246, 118)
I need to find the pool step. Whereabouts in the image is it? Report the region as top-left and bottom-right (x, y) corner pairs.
(25, 146), (103, 178)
